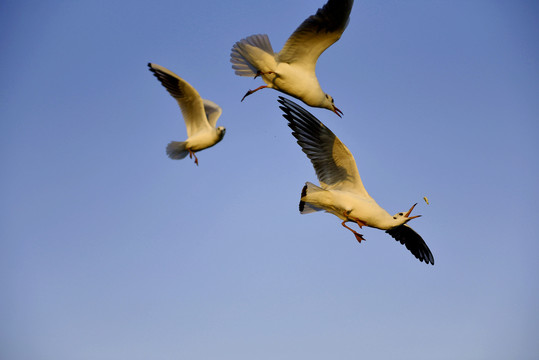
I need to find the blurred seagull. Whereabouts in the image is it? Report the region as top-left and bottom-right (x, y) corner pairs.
(230, 0), (354, 117)
(148, 63), (226, 165)
(278, 97), (434, 265)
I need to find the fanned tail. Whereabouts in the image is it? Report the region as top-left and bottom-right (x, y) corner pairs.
(299, 182), (324, 214)
(230, 34), (275, 77)
(166, 141), (189, 160)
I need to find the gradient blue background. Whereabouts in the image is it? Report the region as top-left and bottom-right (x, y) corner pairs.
(1, 0), (538, 359)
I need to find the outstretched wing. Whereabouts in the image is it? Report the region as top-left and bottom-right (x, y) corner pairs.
(202, 99), (222, 128)
(386, 225), (435, 265)
(148, 63), (211, 137)
(277, 0), (354, 72)
(278, 96), (369, 197)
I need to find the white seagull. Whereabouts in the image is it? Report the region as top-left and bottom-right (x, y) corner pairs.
(278, 97), (434, 265)
(230, 0), (354, 117)
(148, 63), (226, 165)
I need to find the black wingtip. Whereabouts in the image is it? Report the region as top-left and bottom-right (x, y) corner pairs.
(277, 96), (294, 109)
(277, 96), (287, 109)
(386, 225), (435, 265)
(277, 96), (315, 123)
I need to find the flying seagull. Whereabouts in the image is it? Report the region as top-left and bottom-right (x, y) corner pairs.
(230, 0), (354, 117)
(148, 63), (226, 165)
(278, 97), (434, 265)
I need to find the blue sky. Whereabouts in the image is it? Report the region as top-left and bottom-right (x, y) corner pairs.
(1, 0), (538, 359)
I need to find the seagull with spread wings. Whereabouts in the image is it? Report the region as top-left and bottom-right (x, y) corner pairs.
(148, 63), (226, 165)
(278, 97), (434, 265)
(230, 0), (354, 117)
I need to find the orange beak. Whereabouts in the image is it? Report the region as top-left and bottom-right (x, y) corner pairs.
(333, 105), (343, 118)
(404, 203), (421, 220)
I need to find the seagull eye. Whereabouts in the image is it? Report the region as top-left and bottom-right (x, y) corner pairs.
(393, 216), (396, 219)
(398, 213), (403, 216)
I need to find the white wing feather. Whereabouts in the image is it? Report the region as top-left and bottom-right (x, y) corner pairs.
(277, 0), (354, 71)
(148, 63), (212, 137)
(202, 99), (222, 128)
(278, 96), (370, 198)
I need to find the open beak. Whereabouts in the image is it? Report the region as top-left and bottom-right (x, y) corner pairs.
(333, 105), (343, 118)
(404, 203), (419, 218)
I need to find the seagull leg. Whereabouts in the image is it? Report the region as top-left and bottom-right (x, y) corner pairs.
(342, 211), (367, 230)
(355, 219), (367, 228)
(241, 85), (268, 102)
(341, 221), (366, 243)
(254, 70), (275, 79)
(188, 149), (199, 166)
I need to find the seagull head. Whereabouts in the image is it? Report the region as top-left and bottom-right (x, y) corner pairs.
(323, 94), (343, 117)
(392, 203), (422, 225)
(217, 126), (226, 140)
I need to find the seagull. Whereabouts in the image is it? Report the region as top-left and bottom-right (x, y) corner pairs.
(278, 97), (434, 265)
(230, 0), (354, 117)
(148, 63), (226, 165)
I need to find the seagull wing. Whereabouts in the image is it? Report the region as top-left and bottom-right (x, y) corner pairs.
(148, 63), (211, 137)
(277, 0), (354, 71)
(202, 99), (222, 128)
(386, 225), (435, 265)
(278, 96), (369, 197)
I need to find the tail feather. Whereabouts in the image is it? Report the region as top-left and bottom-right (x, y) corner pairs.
(299, 182), (324, 214)
(230, 34), (274, 77)
(166, 141), (189, 160)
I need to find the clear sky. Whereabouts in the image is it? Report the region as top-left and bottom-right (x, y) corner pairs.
(1, 0), (538, 359)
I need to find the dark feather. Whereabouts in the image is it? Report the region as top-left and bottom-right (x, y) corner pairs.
(278, 0), (354, 64)
(299, 184), (308, 212)
(386, 225), (435, 265)
(278, 96), (347, 186)
(303, 0), (354, 34)
(148, 63), (185, 99)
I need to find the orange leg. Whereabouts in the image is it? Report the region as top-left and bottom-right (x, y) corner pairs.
(188, 149), (199, 166)
(341, 221), (366, 243)
(241, 85), (268, 102)
(342, 211), (367, 228)
(355, 219), (367, 228)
